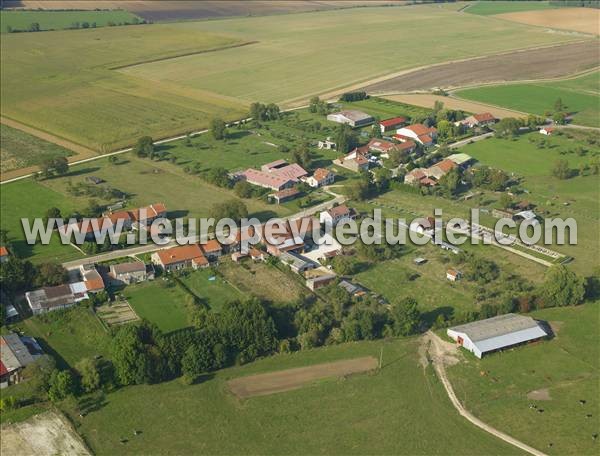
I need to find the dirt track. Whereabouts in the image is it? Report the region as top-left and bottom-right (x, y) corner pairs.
(228, 356), (378, 398)
(364, 41), (599, 93)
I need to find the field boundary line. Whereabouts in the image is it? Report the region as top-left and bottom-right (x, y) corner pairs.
(109, 41), (259, 70)
(425, 331), (549, 456)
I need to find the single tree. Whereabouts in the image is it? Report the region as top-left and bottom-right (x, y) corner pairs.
(210, 118), (227, 140)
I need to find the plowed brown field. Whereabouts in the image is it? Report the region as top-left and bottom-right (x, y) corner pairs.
(228, 356), (378, 398)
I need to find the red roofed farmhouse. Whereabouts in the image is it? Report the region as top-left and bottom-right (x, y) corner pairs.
(151, 244), (208, 272)
(396, 124), (437, 145)
(462, 112), (497, 128)
(379, 116), (407, 133)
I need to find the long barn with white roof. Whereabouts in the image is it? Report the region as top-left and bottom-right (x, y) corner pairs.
(447, 313), (547, 358)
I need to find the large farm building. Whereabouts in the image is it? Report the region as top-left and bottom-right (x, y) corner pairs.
(447, 314), (548, 358)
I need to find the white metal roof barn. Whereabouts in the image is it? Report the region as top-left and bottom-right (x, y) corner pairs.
(447, 313), (547, 358)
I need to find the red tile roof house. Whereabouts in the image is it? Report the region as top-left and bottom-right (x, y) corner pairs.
(462, 112), (497, 128)
(379, 116), (407, 133)
(404, 168), (428, 185)
(305, 168), (335, 188)
(396, 124), (438, 146)
(271, 187), (300, 204)
(0, 245), (9, 263)
(241, 160), (307, 191)
(540, 127), (555, 135)
(446, 268), (462, 282)
(427, 159), (458, 181)
(201, 239), (223, 261)
(151, 244), (208, 272)
(367, 138), (397, 155)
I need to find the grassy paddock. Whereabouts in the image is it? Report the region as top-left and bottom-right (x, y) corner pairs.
(61, 337), (519, 455)
(455, 71), (600, 127)
(178, 268), (242, 312)
(465, 1), (559, 16)
(448, 303), (600, 455)
(0, 10), (142, 33)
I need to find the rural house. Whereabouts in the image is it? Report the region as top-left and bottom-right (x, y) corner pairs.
(327, 110), (374, 128)
(320, 205), (357, 227)
(446, 268), (462, 282)
(279, 251), (317, 274)
(305, 168), (335, 188)
(447, 313), (548, 358)
(79, 264), (105, 292)
(427, 159), (457, 180)
(334, 147), (370, 172)
(271, 187), (300, 204)
(379, 116), (407, 133)
(381, 140), (416, 159)
(1, 334), (43, 388)
(540, 127), (555, 135)
(396, 124), (438, 146)
(151, 244), (208, 272)
(367, 138), (398, 155)
(25, 283), (89, 315)
(109, 261), (152, 285)
(461, 112), (497, 128)
(241, 160), (307, 191)
(0, 246), (9, 263)
(317, 137), (336, 149)
(446, 153), (474, 169)
(201, 239), (223, 261)
(305, 272), (337, 291)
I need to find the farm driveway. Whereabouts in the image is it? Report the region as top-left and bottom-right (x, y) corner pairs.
(423, 331), (548, 456)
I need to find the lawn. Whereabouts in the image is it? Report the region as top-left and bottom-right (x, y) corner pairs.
(1, 5), (579, 150)
(125, 280), (192, 333)
(460, 131), (600, 276)
(448, 302), (600, 455)
(465, 1), (559, 16)
(178, 268), (242, 312)
(0, 179), (85, 263)
(0, 10), (142, 33)
(61, 337), (519, 455)
(455, 71), (600, 127)
(13, 305), (112, 369)
(0, 124), (74, 174)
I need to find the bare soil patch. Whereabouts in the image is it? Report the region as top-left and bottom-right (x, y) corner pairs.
(496, 8), (599, 35)
(6, 1), (407, 22)
(228, 356), (378, 398)
(0, 411), (90, 456)
(364, 41), (599, 93)
(527, 388), (552, 401)
(383, 94), (526, 118)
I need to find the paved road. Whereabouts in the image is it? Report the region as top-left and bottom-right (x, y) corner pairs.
(449, 132), (494, 148)
(424, 331), (548, 456)
(62, 189), (345, 270)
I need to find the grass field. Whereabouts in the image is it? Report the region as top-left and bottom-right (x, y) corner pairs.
(448, 303), (600, 455)
(0, 151), (292, 263)
(178, 268), (242, 312)
(465, 1), (559, 16)
(1, 5), (580, 150)
(61, 337), (520, 455)
(14, 306), (111, 368)
(0, 10), (141, 33)
(0, 124), (74, 174)
(125, 280), (191, 332)
(0, 179), (84, 263)
(455, 71), (600, 127)
(460, 131), (600, 275)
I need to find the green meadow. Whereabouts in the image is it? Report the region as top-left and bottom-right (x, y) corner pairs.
(1, 10), (141, 33)
(61, 337), (520, 455)
(456, 71), (600, 127)
(448, 303), (600, 455)
(465, 1), (559, 16)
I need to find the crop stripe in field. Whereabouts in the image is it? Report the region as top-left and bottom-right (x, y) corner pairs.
(109, 41), (259, 70)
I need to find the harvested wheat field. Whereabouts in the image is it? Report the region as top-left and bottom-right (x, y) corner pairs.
(496, 8), (600, 35)
(0, 411), (90, 456)
(228, 356), (378, 398)
(364, 40), (599, 93)
(383, 94), (526, 118)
